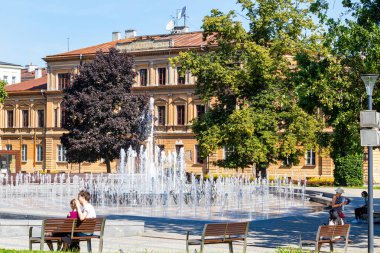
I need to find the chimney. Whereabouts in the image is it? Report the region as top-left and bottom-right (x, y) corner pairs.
(125, 29), (137, 38)
(34, 68), (42, 79)
(26, 64), (37, 72)
(112, 31), (121, 41)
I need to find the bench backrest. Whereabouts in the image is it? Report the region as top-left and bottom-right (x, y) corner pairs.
(42, 219), (75, 234)
(72, 218), (105, 234)
(317, 224), (351, 240)
(203, 222), (249, 238)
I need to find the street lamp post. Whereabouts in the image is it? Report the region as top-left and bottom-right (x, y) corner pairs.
(361, 74), (379, 253)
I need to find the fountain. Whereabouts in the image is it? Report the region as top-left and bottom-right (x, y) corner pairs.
(0, 97), (319, 221)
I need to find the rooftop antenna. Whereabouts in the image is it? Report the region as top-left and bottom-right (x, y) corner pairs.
(167, 6), (188, 34)
(166, 19), (175, 32)
(67, 37), (70, 51)
(180, 6), (187, 26)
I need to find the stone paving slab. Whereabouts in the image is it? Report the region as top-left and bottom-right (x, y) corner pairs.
(1, 187), (380, 252)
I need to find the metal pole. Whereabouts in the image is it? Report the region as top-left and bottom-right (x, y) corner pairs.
(368, 94), (374, 253)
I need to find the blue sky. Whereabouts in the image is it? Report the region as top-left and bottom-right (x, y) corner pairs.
(0, 0), (344, 67)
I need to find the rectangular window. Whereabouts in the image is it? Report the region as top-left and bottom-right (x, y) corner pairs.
(37, 110), (44, 128)
(157, 106), (166, 126)
(196, 105), (206, 118)
(139, 69), (147, 86)
(36, 144), (43, 162)
(22, 144), (27, 162)
(7, 110), (14, 128)
(283, 156), (291, 166)
(54, 108), (58, 128)
(158, 68), (166, 85)
(177, 105), (185, 125)
(176, 144), (184, 159)
(306, 149), (316, 165)
(57, 145), (67, 162)
(3, 76), (8, 83)
(157, 145), (165, 162)
(58, 73), (70, 90)
(22, 110), (29, 128)
(11, 76), (16, 84)
(195, 145), (204, 164)
(5, 144), (12, 150)
(224, 146), (235, 160)
(177, 67), (185, 84)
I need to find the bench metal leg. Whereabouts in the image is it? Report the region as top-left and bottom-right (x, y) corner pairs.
(29, 240), (32, 250)
(40, 240), (44, 251)
(329, 242), (333, 252)
(243, 239), (247, 253)
(87, 239), (92, 252)
(186, 241), (189, 253)
(98, 238), (103, 253)
(200, 242), (204, 253)
(229, 242), (233, 253)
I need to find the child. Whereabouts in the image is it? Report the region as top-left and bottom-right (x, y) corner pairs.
(67, 198), (79, 219)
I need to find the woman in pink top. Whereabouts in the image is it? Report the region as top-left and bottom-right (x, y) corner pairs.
(67, 199), (78, 219)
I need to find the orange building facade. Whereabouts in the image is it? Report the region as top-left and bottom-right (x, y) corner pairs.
(0, 30), (362, 180)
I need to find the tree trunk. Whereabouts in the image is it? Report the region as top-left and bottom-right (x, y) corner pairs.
(105, 158), (111, 173)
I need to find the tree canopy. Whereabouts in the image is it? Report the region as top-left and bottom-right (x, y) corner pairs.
(0, 80), (7, 103)
(61, 48), (150, 173)
(173, 0), (326, 171)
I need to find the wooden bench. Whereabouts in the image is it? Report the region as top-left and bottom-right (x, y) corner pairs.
(29, 218), (75, 250)
(29, 217), (106, 252)
(186, 221), (249, 253)
(300, 224), (351, 253)
(71, 218), (106, 253)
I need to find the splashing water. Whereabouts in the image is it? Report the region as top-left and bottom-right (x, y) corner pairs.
(0, 97), (318, 221)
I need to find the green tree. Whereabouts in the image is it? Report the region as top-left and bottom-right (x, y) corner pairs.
(173, 0), (325, 172)
(0, 80), (7, 103)
(294, 0), (380, 185)
(61, 48), (150, 173)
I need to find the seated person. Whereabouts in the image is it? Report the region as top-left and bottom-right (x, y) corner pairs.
(354, 191), (368, 222)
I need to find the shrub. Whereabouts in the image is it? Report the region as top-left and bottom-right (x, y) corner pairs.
(334, 154), (364, 187)
(307, 177), (334, 187)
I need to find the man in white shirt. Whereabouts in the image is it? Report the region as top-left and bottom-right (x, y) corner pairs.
(76, 190), (96, 220)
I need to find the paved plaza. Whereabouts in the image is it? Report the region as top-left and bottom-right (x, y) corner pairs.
(1, 187), (380, 252)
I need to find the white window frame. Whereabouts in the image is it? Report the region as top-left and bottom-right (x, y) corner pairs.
(5, 144), (12, 150)
(22, 144), (27, 162)
(305, 149), (316, 165)
(36, 144), (43, 162)
(223, 146), (235, 160)
(57, 144), (67, 162)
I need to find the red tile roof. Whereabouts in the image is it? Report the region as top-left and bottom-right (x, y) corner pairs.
(5, 75), (47, 92)
(45, 31), (209, 59)
(21, 68), (47, 82)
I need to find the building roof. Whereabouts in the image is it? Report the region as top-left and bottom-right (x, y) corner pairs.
(45, 31), (209, 60)
(5, 75), (47, 92)
(21, 68), (47, 82)
(0, 61), (23, 68)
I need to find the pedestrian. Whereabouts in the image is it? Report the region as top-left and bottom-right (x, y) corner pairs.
(330, 187), (349, 224)
(353, 191), (368, 222)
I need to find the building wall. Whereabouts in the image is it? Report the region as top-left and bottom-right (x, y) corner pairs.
(0, 44), (348, 180)
(0, 66), (22, 84)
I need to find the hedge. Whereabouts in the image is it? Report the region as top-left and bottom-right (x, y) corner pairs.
(334, 154), (364, 187)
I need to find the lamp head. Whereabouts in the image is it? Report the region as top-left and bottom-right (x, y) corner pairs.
(361, 74), (379, 96)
